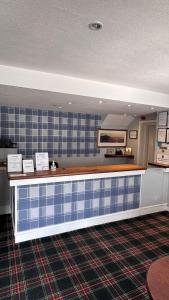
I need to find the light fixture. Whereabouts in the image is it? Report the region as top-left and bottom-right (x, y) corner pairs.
(151, 107), (155, 110)
(99, 100), (103, 104)
(127, 104), (131, 107)
(58, 106), (63, 109)
(88, 21), (103, 31)
(68, 101), (72, 105)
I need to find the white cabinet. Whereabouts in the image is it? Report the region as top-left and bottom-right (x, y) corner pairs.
(141, 167), (168, 207)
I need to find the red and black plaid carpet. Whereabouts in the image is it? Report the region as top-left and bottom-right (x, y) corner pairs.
(0, 212), (169, 300)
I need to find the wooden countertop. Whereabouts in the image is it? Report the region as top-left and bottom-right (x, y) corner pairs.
(8, 164), (146, 181)
(148, 162), (169, 168)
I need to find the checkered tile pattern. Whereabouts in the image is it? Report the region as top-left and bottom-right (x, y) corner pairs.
(17, 175), (141, 232)
(0, 212), (169, 299)
(0, 106), (101, 158)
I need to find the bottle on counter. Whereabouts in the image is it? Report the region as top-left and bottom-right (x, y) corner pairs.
(50, 160), (56, 171)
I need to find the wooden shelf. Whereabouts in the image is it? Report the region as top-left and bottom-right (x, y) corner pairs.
(105, 154), (134, 158)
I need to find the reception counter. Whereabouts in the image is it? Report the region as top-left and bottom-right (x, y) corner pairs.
(9, 164), (146, 243)
(148, 162), (169, 172)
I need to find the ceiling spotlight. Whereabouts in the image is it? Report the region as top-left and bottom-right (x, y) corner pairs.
(88, 21), (103, 31)
(99, 100), (103, 104)
(68, 101), (72, 105)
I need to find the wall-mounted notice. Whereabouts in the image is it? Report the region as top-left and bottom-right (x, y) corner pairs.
(157, 128), (166, 143)
(23, 160), (34, 173)
(7, 154), (22, 173)
(158, 111), (168, 127)
(35, 152), (49, 171)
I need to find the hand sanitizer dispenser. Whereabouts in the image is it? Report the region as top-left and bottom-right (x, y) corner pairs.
(50, 160), (56, 171)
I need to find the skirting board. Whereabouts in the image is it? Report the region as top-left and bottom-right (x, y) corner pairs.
(0, 205), (11, 215)
(15, 203), (168, 243)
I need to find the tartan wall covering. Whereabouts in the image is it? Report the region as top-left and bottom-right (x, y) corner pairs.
(0, 105), (101, 158)
(0, 212), (169, 299)
(17, 175), (141, 232)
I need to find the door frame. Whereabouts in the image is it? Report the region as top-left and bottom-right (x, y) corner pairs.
(137, 120), (157, 166)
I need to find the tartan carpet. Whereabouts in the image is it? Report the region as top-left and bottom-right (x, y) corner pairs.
(0, 212), (169, 300)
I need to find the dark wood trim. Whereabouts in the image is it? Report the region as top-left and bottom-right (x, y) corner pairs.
(105, 154), (134, 158)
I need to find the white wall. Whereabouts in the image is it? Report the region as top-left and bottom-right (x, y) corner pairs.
(55, 156), (130, 168)
(101, 114), (134, 129)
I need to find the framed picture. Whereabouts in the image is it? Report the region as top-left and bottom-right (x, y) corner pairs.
(97, 129), (127, 147)
(129, 130), (138, 139)
(167, 129), (169, 143)
(158, 111), (168, 127)
(157, 128), (166, 143)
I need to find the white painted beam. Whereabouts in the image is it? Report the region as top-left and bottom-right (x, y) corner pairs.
(1, 65), (169, 107)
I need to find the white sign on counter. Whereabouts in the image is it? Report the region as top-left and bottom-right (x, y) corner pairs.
(23, 159), (34, 173)
(35, 152), (49, 171)
(7, 154), (22, 172)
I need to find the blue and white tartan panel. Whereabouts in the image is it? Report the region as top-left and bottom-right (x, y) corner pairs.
(0, 106), (101, 158)
(17, 175), (141, 231)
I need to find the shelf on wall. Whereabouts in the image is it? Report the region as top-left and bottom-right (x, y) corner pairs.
(105, 154), (134, 158)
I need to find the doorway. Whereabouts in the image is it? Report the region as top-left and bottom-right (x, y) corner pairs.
(137, 121), (156, 167)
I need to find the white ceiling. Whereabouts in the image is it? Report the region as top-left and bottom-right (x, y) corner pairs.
(0, 0), (169, 115)
(0, 85), (165, 116)
(1, 0), (169, 94)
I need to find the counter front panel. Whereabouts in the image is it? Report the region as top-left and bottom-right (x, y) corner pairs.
(17, 175), (141, 232)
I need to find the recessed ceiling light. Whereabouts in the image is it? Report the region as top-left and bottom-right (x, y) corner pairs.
(99, 100), (103, 104)
(68, 101), (72, 105)
(88, 21), (103, 31)
(58, 106), (63, 109)
(127, 104), (131, 107)
(151, 107), (155, 110)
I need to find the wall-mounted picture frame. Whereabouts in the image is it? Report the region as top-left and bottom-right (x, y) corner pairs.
(157, 128), (166, 143)
(158, 111), (168, 127)
(129, 130), (138, 139)
(97, 129), (127, 147)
